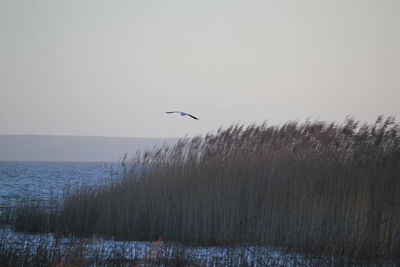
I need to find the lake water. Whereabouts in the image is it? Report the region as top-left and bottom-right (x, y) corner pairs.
(0, 161), (121, 207)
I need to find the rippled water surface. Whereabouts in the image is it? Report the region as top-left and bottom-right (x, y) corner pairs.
(0, 161), (121, 206)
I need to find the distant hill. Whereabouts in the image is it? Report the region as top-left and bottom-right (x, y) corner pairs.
(0, 135), (179, 162)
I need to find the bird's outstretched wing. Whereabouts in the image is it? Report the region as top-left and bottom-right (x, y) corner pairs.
(165, 111), (181, 114)
(187, 114), (199, 120)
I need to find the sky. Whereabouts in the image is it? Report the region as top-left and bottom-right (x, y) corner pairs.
(0, 0), (399, 138)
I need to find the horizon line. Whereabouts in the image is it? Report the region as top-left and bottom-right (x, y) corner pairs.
(0, 134), (181, 139)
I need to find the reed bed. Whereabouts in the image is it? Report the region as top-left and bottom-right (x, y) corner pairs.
(5, 116), (400, 262)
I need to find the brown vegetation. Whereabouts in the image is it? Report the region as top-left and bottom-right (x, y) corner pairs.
(5, 116), (400, 261)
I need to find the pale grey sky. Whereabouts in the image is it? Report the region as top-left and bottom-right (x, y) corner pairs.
(1, 0), (399, 138)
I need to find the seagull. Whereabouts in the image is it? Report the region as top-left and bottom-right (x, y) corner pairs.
(165, 111), (199, 120)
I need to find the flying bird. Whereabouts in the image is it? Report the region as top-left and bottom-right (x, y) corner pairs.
(165, 111), (199, 120)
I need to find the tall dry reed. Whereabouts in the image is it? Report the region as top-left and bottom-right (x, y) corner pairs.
(8, 116), (400, 261)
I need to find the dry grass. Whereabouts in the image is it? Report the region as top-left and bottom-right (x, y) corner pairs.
(4, 116), (400, 262)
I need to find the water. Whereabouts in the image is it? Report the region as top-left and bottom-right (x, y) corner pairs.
(0, 225), (296, 266)
(0, 161), (121, 206)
